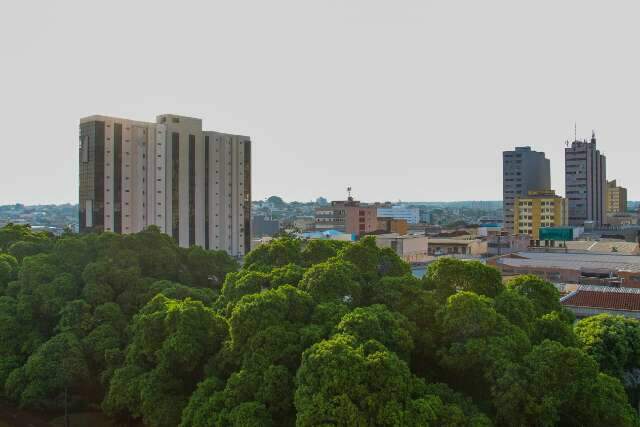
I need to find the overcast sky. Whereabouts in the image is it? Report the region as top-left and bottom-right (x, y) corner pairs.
(1, 0), (639, 205)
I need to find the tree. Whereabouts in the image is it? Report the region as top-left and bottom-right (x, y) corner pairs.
(531, 311), (577, 347)
(366, 275), (439, 376)
(178, 245), (238, 288)
(338, 236), (409, 282)
(243, 237), (302, 270)
(493, 288), (536, 335)
(426, 258), (504, 299)
(15, 332), (89, 410)
(0, 224), (51, 252)
(0, 254), (18, 288)
(575, 314), (640, 380)
(266, 196), (286, 208)
(495, 340), (638, 427)
(301, 239), (348, 267)
(506, 275), (561, 317)
(436, 291), (530, 402)
(298, 260), (362, 306)
(295, 334), (444, 426)
(336, 304), (414, 362)
(103, 295), (228, 427)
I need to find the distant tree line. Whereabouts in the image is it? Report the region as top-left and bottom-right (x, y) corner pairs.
(1, 223), (640, 426)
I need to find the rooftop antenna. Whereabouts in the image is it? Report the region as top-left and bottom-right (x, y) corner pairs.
(574, 122), (577, 142)
(347, 186), (352, 201)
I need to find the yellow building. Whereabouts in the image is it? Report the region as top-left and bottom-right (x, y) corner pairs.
(607, 180), (628, 214)
(514, 190), (567, 240)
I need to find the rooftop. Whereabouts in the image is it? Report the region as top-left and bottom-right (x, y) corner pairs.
(376, 233), (428, 240)
(496, 251), (640, 273)
(561, 285), (640, 312)
(563, 240), (639, 255)
(428, 238), (481, 245)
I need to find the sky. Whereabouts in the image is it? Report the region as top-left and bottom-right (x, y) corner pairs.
(1, 0), (639, 205)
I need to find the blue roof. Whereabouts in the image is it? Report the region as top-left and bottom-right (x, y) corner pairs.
(302, 229), (354, 240)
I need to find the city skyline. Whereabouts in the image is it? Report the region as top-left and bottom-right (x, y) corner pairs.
(2, 1), (640, 205)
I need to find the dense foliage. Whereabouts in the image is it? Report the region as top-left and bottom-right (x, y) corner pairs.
(1, 223), (640, 426)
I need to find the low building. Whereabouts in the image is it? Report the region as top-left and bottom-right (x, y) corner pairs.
(514, 190), (567, 240)
(607, 212), (637, 226)
(377, 218), (409, 235)
(377, 206), (420, 224)
(293, 216), (316, 232)
(427, 238), (487, 257)
(476, 224), (502, 237)
(487, 231), (530, 256)
(375, 233), (429, 263)
(561, 285), (640, 319)
(252, 215), (280, 238)
(488, 251), (640, 287)
(315, 198), (389, 237)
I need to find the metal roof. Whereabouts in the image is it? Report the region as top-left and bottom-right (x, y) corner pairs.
(497, 251), (640, 273)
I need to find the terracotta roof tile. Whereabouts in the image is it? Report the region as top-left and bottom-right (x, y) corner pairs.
(561, 288), (640, 311)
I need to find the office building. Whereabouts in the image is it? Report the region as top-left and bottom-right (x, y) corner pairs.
(565, 132), (607, 226)
(503, 147), (550, 234)
(377, 205), (420, 224)
(513, 190), (567, 240)
(607, 180), (628, 214)
(79, 114), (251, 257)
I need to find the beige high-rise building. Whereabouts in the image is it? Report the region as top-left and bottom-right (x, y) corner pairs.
(513, 190), (568, 240)
(79, 114), (251, 257)
(606, 180), (627, 214)
(565, 132), (607, 226)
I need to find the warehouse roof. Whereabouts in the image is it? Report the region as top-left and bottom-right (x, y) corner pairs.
(564, 240), (639, 255)
(496, 251), (640, 273)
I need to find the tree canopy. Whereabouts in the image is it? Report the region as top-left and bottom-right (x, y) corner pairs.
(1, 225), (639, 426)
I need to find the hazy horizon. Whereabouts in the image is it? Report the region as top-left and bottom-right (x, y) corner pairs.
(2, 1), (640, 205)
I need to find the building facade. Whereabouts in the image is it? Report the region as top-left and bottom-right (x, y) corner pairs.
(375, 234), (429, 263)
(79, 114), (251, 257)
(607, 180), (628, 214)
(513, 190), (568, 240)
(565, 132), (607, 226)
(315, 199), (389, 236)
(377, 206), (420, 224)
(502, 147), (551, 234)
(252, 215), (280, 238)
(377, 218), (409, 235)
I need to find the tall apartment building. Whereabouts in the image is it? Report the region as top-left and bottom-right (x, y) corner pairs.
(513, 190), (568, 240)
(565, 132), (606, 226)
(79, 114), (251, 257)
(502, 147), (551, 234)
(606, 180), (628, 214)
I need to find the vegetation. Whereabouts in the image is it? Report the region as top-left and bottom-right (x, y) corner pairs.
(1, 224), (640, 426)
